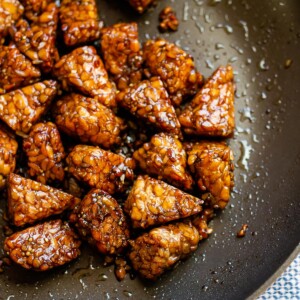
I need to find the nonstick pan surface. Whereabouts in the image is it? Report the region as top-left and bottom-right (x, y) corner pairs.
(1, 0), (300, 299)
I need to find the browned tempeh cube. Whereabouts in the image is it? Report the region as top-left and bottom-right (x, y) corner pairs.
(0, 80), (58, 134)
(53, 46), (116, 108)
(179, 65), (235, 137)
(133, 133), (193, 190)
(124, 176), (203, 229)
(4, 219), (81, 271)
(11, 3), (59, 73)
(128, 221), (200, 280)
(0, 44), (40, 94)
(0, 125), (18, 189)
(20, 0), (52, 21)
(100, 22), (143, 90)
(187, 141), (234, 209)
(129, 0), (155, 13)
(53, 93), (125, 149)
(66, 145), (135, 194)
(69, 189), (129, 255)
(116, 78), (181, 136)
(0, 0), (24, 42)
(23, 122), (65, 184)
(7, 173), (80, 226)
(143, 39), (203, 106)
(60, 0), (102, 46)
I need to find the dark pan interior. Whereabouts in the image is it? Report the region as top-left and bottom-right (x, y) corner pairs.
(1, 0), (300, 299)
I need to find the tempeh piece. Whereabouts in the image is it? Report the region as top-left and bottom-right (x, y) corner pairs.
(53, 93), (124, 149)
(20, 0), (52, 21)
(133, 133), (193, 190)
(0, 44), (40, 94)
(0, 125), (18, 189)
(129, 221), (200, 280)
(53, 46), (116, 108)
(60, 0), (102, 46)
(66, 145), (135, 194)
(11, 3), (59, 72)
(124, 176), (203, 229)
(7, 173), (80, 226)
(179, 65), (235, 137)
(143, 39), (203, 106)
(69, 189), (129, 255)
(129, 0), (155, 13)
(0, 80), (58, 134)
(4, 219), (81, 270)
(0, 0), (24, 43)
(100, 22), (143, 90)
(116, 78), (181, 136)
(23, 122), (65, 184)
(187, 141), (234, 209)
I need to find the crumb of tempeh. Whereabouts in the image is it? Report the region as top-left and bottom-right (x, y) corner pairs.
(129, 0), (155, 13)
(100, 22), (143, 90)
(143, 39), (203, 106)
(4, 219), (81, 271)
(10, 3), (59, 73)
(60, 0), (102, 46)
(124, 175), (203, 229)
(21, 0), (52, 21)
(116, 77), (181, 136)
(133, 133), (193, 190)
(128, 221), (200, 280)
(159, 6), (179, 32)
(69, 189), (129, 255)
(114, 257), (131, 281)
(66, 145), (135, 194)
(0, 43), (40, 94)
(0, 80), (58, 134)
(191, 208), (214, 240)
(23, 122), (65, 184)
(179, 65), (235, 137)
(53, 46), (116, 108)
(0, 0), (24, 42)
(0, 125), (18, 189)
(53, 93), (125, 149)
(7, 173), (80, 226)
(237, 224), (248, 238)
(187, 141), (234, 209)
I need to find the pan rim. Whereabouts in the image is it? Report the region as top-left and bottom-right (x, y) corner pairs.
(248, 244), (300, 299)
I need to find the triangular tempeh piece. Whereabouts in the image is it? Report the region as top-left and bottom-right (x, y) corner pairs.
(0, 43), (40, 94)
(0, 80), (58, 134)
(7, 173), (80, 226)
(124, 175), (203, 229)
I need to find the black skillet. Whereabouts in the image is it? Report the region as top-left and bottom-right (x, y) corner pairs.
(0, 0), (300, 299)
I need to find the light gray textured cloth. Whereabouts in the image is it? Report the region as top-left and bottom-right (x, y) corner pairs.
(257, 254), (300, 299)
